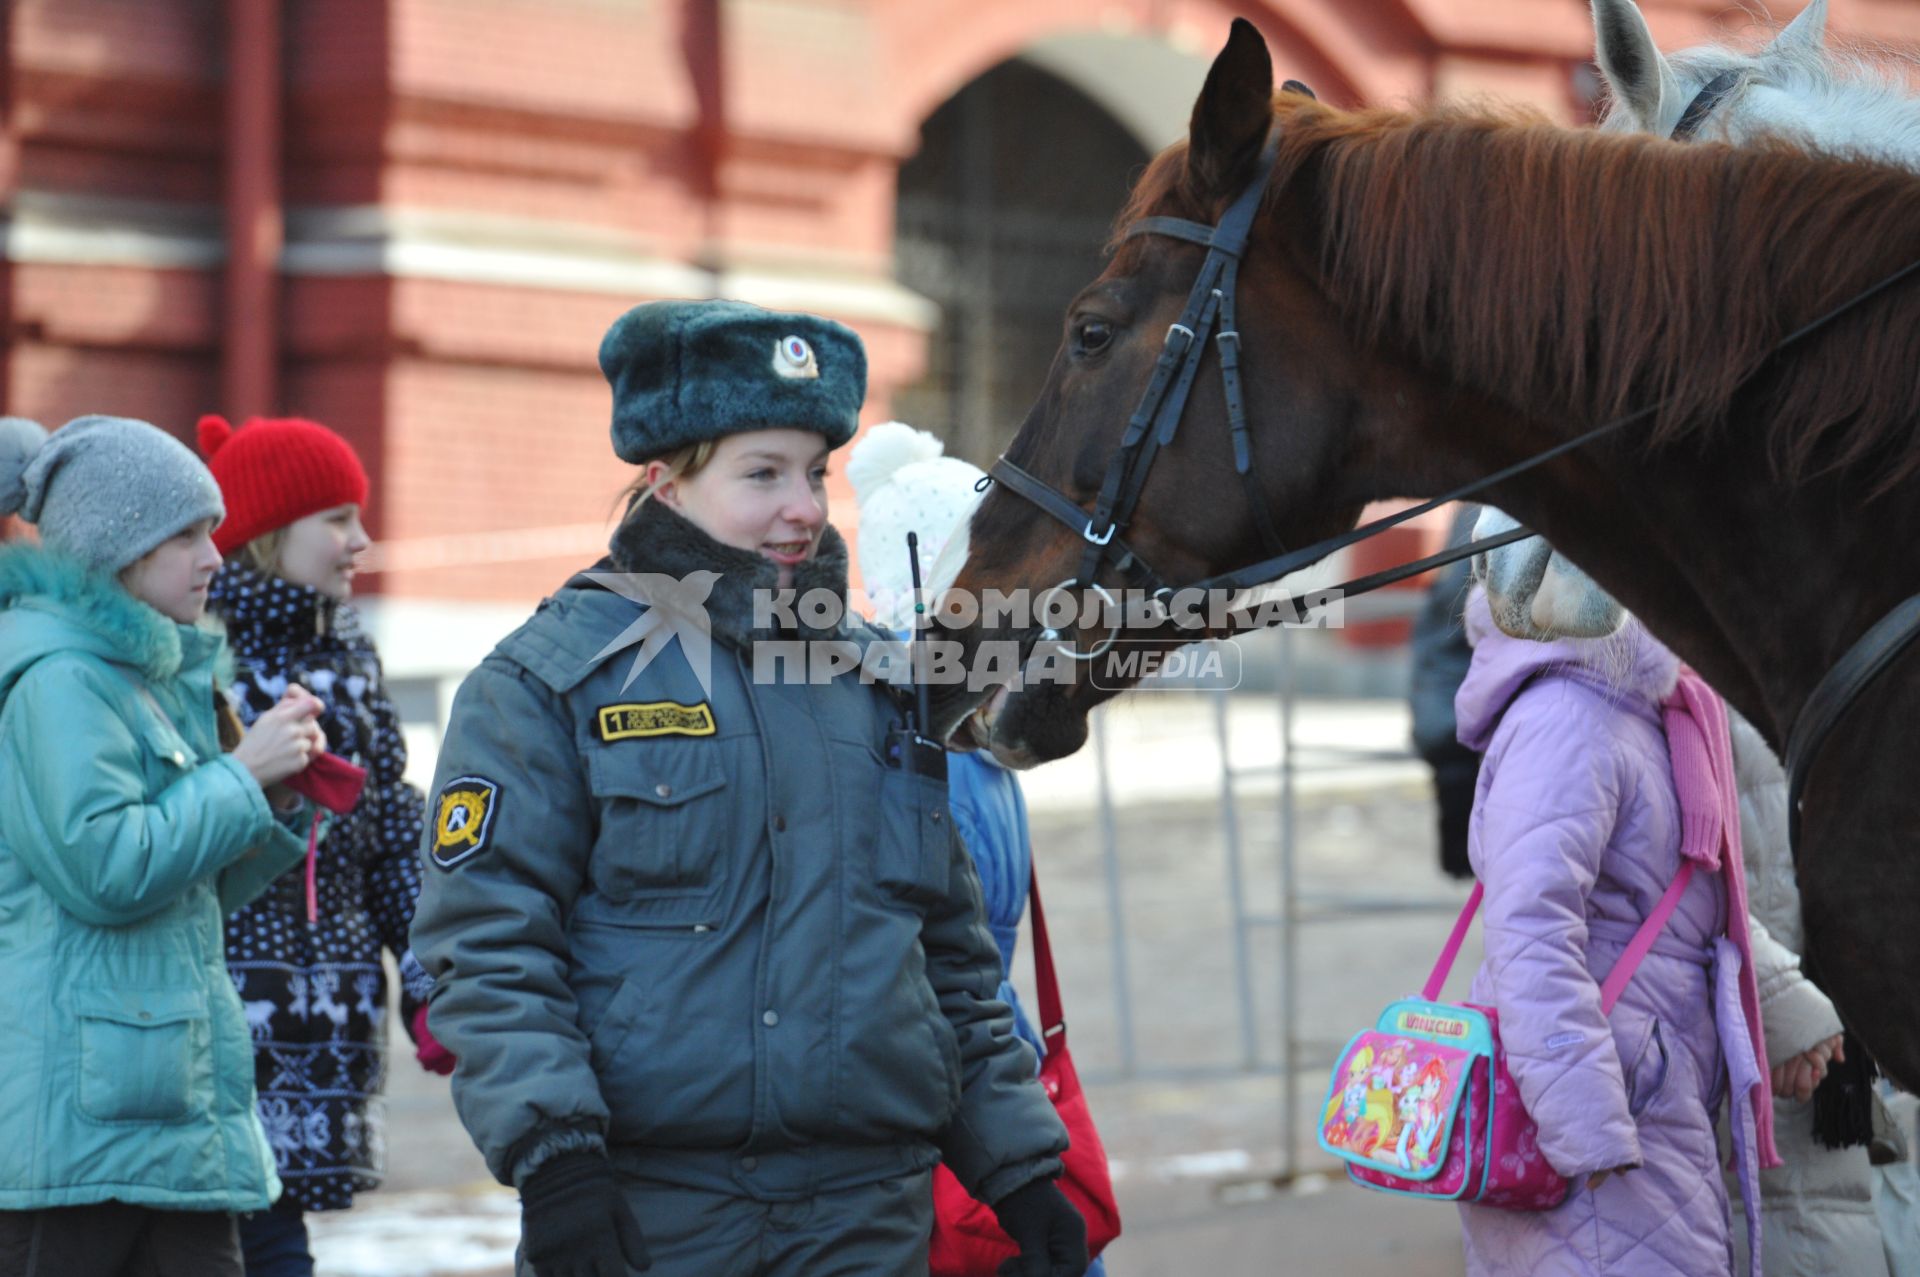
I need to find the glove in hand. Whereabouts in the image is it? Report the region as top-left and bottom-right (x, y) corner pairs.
(991, 1178), (1088, 1277)
(409, 1004), (455, 1076)
(520, 1151), (651, 1277)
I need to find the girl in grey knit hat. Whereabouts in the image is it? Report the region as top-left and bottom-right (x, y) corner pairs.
(0, 414), (334, 1277)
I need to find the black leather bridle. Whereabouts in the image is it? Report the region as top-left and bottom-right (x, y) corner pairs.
(979, 76), (1920, 832)
(986, 73), (1764, 630)
(1670, 69), (1744, 141)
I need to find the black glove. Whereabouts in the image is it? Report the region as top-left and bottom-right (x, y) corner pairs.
(520, 1150), (651, 1277)
(991, 1179), (1089, 1277)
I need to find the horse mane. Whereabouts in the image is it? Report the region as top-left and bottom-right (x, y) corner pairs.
(1115, 98), (1920, 492)
(1658, 39), (1918, 121)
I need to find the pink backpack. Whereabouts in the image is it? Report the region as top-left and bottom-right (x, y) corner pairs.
(1317, 865), (1693, 1208)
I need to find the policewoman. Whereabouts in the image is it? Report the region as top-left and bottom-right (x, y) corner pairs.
(409, 300), (1087, 1277)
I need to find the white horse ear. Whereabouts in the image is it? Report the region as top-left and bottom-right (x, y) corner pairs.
(1592, 0), (1679, 127)
(1769, 0), (1829, 59)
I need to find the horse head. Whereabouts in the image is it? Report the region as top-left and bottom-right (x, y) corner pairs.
(931, 21), (1389, 764)
(929, 7), (1920, 1098)
(1473, 508), (1627, 641)
(1592, 0), (1829, 139)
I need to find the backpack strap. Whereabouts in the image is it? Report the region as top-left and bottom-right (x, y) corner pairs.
(1422, 862), (1697, 1012)
(1596, 861), (1696, 1013)
(1422, 881), (1485, 1002)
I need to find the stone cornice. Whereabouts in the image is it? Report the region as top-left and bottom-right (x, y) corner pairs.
(0, 192), (936, 329)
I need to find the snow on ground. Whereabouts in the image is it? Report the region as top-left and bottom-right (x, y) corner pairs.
(309, 1189), (518, 1277)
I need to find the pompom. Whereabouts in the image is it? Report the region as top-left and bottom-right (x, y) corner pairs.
(0, 417), (49, 520)
(847, 421), (946, 508)
(196, 413), (235, 459)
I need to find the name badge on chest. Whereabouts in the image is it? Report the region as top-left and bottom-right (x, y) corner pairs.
(596, 700), (717, 742)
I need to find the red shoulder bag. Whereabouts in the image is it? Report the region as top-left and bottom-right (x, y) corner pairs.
(929, 871), (1122, 1275)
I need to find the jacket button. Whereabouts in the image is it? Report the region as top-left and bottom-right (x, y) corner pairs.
(930, 809), (944, 824)
(138, 1011), (152, 1021)
(772, 815), (787, 832)
(171, 750), (186, 766)
(741, 1156), (759, 1172)
(762, 1010), (779, 1027)
(654, 783), (672, 799)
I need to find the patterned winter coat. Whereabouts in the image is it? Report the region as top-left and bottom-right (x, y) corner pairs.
(1453, 588), (1735, 1277)
(209, 563), (427, 1213)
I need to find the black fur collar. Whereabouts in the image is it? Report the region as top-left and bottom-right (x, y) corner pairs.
(605, 496), (854, 649)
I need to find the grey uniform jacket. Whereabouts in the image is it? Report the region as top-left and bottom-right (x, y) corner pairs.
(409, 501), (1067, 1204)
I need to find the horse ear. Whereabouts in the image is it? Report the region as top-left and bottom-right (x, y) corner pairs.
(1769, 0), (1829, 59)
(1187, 18), (1274, 204)
(1591, 0), (1678, 128)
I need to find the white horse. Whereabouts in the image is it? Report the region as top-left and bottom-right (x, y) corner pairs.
(1482, 0), (1920, 634)
(1594, 0), (1920, 161)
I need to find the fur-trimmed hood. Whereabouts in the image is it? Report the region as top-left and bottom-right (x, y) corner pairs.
(0, 542), (223, 702)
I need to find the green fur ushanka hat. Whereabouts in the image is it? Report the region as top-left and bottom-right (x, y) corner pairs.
(597, 299), (868, 463)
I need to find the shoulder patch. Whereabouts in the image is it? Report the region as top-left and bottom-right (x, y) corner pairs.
(431, 776), (500, 870)
(596, 700), (716, 741)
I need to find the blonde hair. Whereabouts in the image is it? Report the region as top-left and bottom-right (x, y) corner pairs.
(620, 440), (719, 513)
(238, 527), (290, 576)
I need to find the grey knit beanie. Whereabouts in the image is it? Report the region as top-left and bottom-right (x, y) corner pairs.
(0, 415), (226, 573)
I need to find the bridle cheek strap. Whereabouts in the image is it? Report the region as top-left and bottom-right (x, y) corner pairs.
(1061, 126), (1287, 594)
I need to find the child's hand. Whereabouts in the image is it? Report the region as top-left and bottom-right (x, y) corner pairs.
(1587, 1165), (1635, 1190)
(233, 695), (326, 787)
(1771, 1033), (1844, 1102)
(277, 684), (326, 721)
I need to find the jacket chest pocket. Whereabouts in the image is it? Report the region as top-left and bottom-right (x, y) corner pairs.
(873, 764), (954, 908)
(143, 721), (200, 780)
(74, 987), (208, 1125)
(587, 749), (732, 900)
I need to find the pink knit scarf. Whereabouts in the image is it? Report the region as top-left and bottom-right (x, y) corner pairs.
(1662, 669), (1781, 1169)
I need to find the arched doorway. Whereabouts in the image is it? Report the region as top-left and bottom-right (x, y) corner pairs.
(892, 59), (1150, 467)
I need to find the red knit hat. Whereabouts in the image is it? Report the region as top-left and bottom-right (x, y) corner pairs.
(197, 414), (370, 555)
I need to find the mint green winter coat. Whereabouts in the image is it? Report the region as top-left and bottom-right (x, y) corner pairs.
(0, 545), (308, 1210)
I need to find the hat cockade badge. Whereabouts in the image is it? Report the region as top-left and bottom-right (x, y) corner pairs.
(772, 335), (820, 380)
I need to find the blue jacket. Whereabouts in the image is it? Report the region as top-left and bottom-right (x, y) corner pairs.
(0, 545), (307, 1210)
(948, 751), (1039, 1053)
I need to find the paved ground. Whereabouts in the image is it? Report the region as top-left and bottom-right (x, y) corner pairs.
(311, 694), (1477, 1276)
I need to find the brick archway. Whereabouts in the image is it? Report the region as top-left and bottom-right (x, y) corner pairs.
(875, 0), (1434, 159)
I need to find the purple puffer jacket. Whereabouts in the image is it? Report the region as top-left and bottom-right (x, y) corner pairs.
(1454, 589), (1734, 1277)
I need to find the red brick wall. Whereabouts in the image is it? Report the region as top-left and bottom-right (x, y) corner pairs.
(7, 263), (217, 440)
(6, 0), (1913, 615)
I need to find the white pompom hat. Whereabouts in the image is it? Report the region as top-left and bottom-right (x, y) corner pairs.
(848, 421), (985, 630)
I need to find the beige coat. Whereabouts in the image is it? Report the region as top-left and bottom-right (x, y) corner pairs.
(1725, 712), (1890, 1277)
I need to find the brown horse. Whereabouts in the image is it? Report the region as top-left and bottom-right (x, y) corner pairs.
(932, 20), (1920, 1085)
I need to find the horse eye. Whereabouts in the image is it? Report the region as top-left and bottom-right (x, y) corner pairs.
(1075, 319), (1114, 356)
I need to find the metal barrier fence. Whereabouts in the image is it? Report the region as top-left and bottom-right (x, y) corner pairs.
(1074, 597), (1466, 1183)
